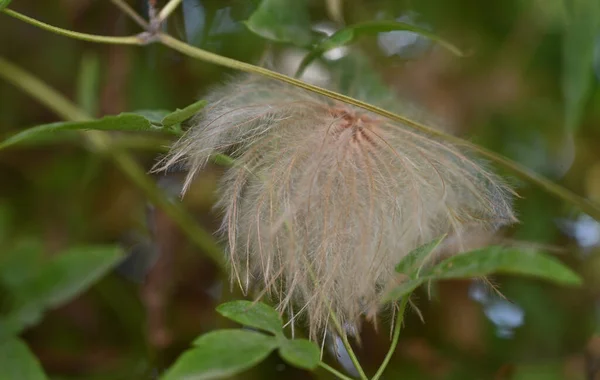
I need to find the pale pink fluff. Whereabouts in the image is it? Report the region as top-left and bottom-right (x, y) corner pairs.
(160, 76), (516, 339)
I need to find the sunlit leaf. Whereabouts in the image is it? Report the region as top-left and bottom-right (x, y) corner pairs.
(0, 245), (123, 336)
(245, 0), (312, 47)
(395, 234), (446, 276)
(278, 339), (320, 370)
(216, 300), (283, 335)
(562, 0), (600, 131)
(162, 329), (277, 380)
(162, 99), (207, 127)
(0, 338), (47, 380)
(297, 20), (463, 77)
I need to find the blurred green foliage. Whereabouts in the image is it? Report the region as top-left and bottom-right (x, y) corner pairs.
(0, 0), (599, 379)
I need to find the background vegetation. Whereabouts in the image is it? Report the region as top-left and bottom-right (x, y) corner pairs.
(0, 0), (599, 379)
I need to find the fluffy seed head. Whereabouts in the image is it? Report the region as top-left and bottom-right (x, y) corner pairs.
(161, 76), (516, 339)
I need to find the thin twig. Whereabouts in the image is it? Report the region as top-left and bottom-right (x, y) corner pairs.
(110, 0), (150, 29)
(2, 9), (144, 45)
(319, 361), (355, 380)
(371, 296), (410, 380)
(158, 0), (183, 23)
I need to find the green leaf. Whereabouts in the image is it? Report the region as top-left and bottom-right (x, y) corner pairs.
(382, 247), (582, 303)
(216, 301), (283, 335)
(0, 113), (158, 150)
(297, 21), (463, 77)
(245, 0), (313, 47)
(395, 234), (446, 276)
(278, 339), (320, 370)
(162, 329), (277, 380)
(562, 0), (600, 131)
(0, 338), (48, 380)
(162, 100), (207, 127)
(380, 278), (426, 303)
(0, 0), (12, 12)
(431, 247), (583, 286)
(0, 245), (123, 336)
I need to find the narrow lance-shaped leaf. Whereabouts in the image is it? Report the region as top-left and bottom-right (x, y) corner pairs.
(216, 300), (283, 336)
(161, 329), (278, 380)
(431, 246), (583, 286)
(0, 113), (157, 150)
(383, 247), (582, 303)
(0, 245), (124, 337)
(395, 234), (446, 277)
(297, 20), (464, 77)
(162, 99), (207, 127)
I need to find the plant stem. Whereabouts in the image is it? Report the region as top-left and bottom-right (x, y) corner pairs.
(371, 296), (410, 380)
(300, 258), (368, 380)
(2, 9), (144, 45)
(158, 0), (183, 22)
(319, 361), (355, 380)
(156, 34), (600, 221)
(0, 57), (226, 270)
(110, 0), (150, 29)
(3, 7), (600, 220)
(327, 310), (368, 380)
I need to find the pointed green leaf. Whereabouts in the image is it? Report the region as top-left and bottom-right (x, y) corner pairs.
(380, 277), (426, 303)
(162, 329), (277, 380)
(245, 0), (312, 47)
(278, 339), (320, 370)
(297, 21), (463, 77)
(0, 338), (47, 380)
(162, 100), (207, 127)
(432, 247), (582, 286)
(0, 245), (124, 336)
(0, 113), (156, 150)
(216, 301), (283, 335)
(395, 235), (446, 276)
(562, 0), (600, 131)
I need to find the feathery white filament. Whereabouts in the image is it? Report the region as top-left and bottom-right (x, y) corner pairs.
(160, 76), (516, 339)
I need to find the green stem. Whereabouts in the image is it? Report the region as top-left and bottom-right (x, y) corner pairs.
(110, 0), (150, 29)
(158, 0), (183, 22)
(2, 8), (144, 45)
(328, 310), (368, 380)
(371, 296), (410, 380)
(300, 255), (368, 380)
(319, 361), (355, 380)
(0, 57), (226, 270)
(157, 34), (600, 221)
(3, 7), (599, 220)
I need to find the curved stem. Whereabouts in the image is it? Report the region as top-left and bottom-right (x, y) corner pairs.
(2, 8), (144, 45)
(371, 296), (410, 380)
(158, 0), (183, 22)
(0, 57), (226, 270)
(2, 7), (598, 220)
(327, 309), (368, 380)
(110, 0), (150, 29)
(157, 33), (600, 221)
(319, 361), (355, 380)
